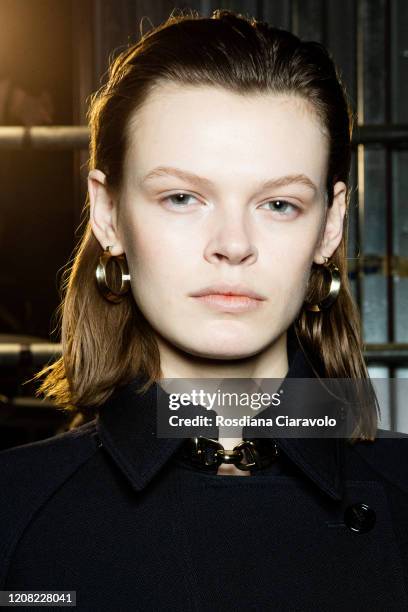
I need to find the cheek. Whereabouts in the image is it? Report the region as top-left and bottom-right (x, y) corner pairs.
(267, 232), (315, 273)
(266, 237), (316, 305)
(123, 221), (190, 296)
(290, 252), (315, 296)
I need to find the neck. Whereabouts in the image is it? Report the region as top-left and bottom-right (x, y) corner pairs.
(156, 330), (289, 380)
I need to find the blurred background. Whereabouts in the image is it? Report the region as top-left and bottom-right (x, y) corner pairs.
(0, 0), (407, 449)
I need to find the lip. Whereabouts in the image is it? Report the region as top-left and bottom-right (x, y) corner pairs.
(190, 284), (266, 300)
(192, 294), (264, 312)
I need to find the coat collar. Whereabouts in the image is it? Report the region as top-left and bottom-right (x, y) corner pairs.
(96, 326), (346, 501)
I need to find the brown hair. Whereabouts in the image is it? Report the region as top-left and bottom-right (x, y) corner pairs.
(32, 8), (379, 441)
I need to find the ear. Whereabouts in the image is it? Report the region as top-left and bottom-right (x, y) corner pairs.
(88, 169), (125, 255)
(313, 181), (347, 264)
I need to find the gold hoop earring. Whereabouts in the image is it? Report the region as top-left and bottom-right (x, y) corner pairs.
(95, 245), (131, 303)
(304, 257), (341, 312)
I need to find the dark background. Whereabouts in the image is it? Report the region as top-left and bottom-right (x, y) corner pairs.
(0, 0), (73, 338)
(0, 0), (407, 447)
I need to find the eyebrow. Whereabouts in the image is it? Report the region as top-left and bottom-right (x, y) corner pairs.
(139, 166), (318, 195)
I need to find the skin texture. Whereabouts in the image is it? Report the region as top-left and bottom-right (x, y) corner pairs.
(89, 84), (346, 473)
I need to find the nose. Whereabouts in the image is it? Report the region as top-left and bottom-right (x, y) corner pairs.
(203, 209), (258, 266)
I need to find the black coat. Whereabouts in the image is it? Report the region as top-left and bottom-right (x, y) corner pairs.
(1, 335), (408, 611)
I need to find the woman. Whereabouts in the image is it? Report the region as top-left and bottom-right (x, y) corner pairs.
(1, 9), (408, 610)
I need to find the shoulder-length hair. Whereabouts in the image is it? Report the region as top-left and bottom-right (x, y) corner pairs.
(33, 8), (379, 442)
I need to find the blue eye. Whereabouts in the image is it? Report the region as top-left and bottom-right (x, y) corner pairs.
(162, 193), (197, 207)
(263, 200), (297, 215)
(161, 193), (299, 215)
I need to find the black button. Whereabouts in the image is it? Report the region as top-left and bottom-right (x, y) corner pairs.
(94, 433), (103, 449)
(344, 503), (376, 533)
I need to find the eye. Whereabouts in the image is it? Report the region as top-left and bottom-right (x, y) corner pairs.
(261, 199), (299, 216)
(160, 192), (199, 207)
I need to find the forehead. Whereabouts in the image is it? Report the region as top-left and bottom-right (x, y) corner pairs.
(125, 83), (329, 191)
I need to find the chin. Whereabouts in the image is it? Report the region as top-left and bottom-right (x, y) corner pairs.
(180, 337), (264, 360)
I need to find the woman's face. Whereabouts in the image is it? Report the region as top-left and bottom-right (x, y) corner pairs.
(90, 84), (346, 364)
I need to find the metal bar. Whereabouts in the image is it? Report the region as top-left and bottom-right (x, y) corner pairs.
(0, 126), (89, 150)
(383, 0), (396, 432)
(353, 125), (408, 145)
(0, 124), (408, 150)
(291, 0), (299, 36)
(1, 343), (408, 366)
(0, 343), (62, 366)
(384, 0), (395, 345)
(356, 140), (365, 322)
(321, 0), (328, 47)
(347, 254), (408, 277)
(364, 345), (408, 365)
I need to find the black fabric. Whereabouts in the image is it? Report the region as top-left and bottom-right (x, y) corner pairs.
(1, 327), (408, 610)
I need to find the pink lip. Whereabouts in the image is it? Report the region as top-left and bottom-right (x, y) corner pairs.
(190, 284), (266, 300)
(192, 294), (264, 312)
